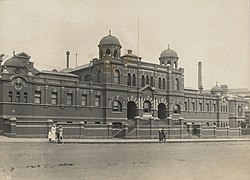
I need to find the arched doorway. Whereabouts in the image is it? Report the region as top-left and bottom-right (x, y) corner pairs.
(158, 103), (166, 120)
(127, 101), (136, 120)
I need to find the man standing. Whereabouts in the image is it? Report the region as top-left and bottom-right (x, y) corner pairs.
(58, 125), (63, 143)
(161, 127), (166, 141)
(159, 128), (162, 141)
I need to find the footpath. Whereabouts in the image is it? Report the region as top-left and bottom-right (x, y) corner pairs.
(0, 136), (250, 144)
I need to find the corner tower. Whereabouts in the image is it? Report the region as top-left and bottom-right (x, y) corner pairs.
(98, 31), (122, 59)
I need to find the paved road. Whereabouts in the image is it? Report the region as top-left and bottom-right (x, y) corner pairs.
(0, 141), (250, 180)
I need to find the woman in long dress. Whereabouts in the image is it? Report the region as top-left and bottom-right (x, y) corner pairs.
(51, 124), (56, 142)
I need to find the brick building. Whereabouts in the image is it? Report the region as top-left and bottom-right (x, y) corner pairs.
(0, 33), (246, 138)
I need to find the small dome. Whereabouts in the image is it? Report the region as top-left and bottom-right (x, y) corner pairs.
(160, 48), (178, 58)
(3, 57), (24, 68)
(99, 34), (121, 47)
(211, 84), (223, 94)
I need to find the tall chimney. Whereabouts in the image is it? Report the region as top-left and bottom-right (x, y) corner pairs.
(66, 51), (70, 68)
(198, 61), (203, 94)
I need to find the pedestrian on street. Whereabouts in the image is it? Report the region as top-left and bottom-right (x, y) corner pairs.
(51, 124), (56, 142)
(58, 125), (63, 143)
(161, 127), (166, 142)
(48, 130), (52, 142)
(159, 128), (162, 141)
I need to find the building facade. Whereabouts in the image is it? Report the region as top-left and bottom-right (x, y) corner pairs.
(0, 33), (246, 137)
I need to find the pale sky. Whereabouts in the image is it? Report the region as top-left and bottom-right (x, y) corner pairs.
(0, 0), (249, 90)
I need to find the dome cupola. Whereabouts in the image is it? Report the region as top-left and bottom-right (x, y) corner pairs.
(211, 83), (223, 96)
(159, 45), (179, 68)
(160, 48), (178, 59)
(98, 30), (122, 59)
(3, 52), (39, 75)
(99, 34), (121, 47)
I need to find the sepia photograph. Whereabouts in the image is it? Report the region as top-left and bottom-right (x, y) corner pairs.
(0, 0), (249, 179)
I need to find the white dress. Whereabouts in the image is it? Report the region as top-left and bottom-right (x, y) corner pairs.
(51, 126), (56, 142)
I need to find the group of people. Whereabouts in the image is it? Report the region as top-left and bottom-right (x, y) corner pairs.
(159, 127), (167, 141)
(48, 124), (63, 143)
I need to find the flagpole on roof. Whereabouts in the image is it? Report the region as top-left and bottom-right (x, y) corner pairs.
(137, 14), (140, 62)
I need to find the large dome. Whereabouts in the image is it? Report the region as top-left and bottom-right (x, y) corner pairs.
(99, 34), (121, 47)
(211, 84), (223, 95)
(3, 57), (24, 68)
(160, 48), (178, 58)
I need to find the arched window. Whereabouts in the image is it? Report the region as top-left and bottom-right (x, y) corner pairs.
(175, 78), (179, 90)
(100, 50), (103, 58)
(174, 61), (177, 68)
(192, 102), (195, 111)
(238, 106), (243, 117)
(173, 104), (181, 114)
(113, 100), (122, 112)
(97, 70), (101, 83)
(245, 102), (249, 111)
(167, 61), (171, 65)
(114, 49), (118, 58)
(199, 103), (203, 112)
(158, 103), (166, 119)
(158, 77), (161, 89)
(150, 76), (154, 87)
(114, 70), (120, 84)
(206, 103), (209, 112)
(162, 78), (166, 90)
(141, 75), (145, 87)
(184, 102), (188, 111)
(132, 74), (136, 86)
(127, 73), (131, 86)
(127, 101), (136, 119)
(146, 76), (149, 85)
(106, 49), (111, 55)
(143, 101), (151, 113)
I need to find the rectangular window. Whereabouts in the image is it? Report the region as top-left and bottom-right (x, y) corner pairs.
(24, 92), (28, 103)
(67, 93), (73, 105)
(81, 94), (87, 106)
(16, 92), (20, 102)
(51, 92), (58, 105)
(9, 91), (13, 102)
(95, 95), (100, 107)
(34, 91), (41, 104)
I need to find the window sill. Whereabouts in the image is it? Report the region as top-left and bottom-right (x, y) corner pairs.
(112, 111), (122, 113)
